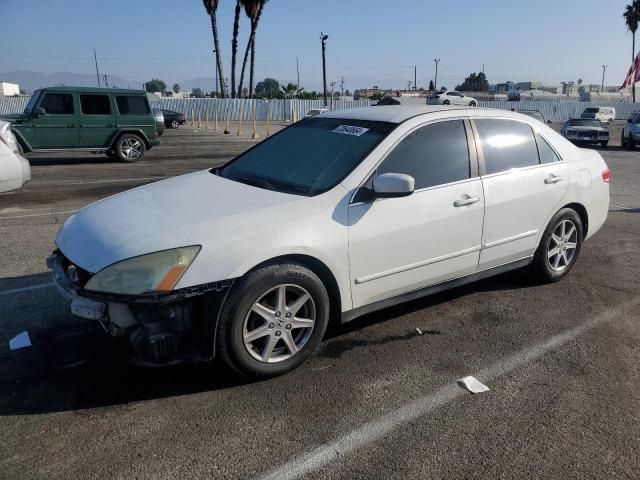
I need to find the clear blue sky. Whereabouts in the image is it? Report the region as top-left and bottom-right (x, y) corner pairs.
(0, 0), (634, 91)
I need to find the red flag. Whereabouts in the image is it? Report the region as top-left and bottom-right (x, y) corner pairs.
(621, 52), (640, 89)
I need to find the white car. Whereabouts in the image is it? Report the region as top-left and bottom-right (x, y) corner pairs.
(427, 91), (478, 107)
(581, 107), (615, 125)
(0, 121), (31, 193)
(48, 106), (610, 378)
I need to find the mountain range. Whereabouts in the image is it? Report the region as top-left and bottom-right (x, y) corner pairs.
(0, 71), (220, 93)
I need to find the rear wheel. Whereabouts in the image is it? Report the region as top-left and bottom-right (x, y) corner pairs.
(170, 119), (180, 129)
(216, 263), (330, 379)
(114, 134), (146, 162)
(531, 208), (583, 283)
(443, 100), (450, 105)
(470, 100), (477, 107)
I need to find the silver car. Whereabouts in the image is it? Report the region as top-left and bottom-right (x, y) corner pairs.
(560, 119), (609, 148)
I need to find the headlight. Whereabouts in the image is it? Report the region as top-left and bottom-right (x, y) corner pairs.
(0, 123), (19, 154)
(85, 246), (201, 295)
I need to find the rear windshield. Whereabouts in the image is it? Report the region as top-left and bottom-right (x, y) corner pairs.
(567, 119), (602, 127)
(218, 117), (395, 196)
(583, 108), (599, 114)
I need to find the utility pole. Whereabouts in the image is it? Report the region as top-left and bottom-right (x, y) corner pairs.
(340, 76), (345, 96)
(103, 74), (109, 88)
(296, 57), (301, 89)
(213, 49), (218, 97)
(320, 33), (329, 107)
(414, 65), (417, 90)
(601, 64), (607, 93)
(329, 80), (336, 109)
(93, 48), (101, 88)
(434, 58), (440, 91)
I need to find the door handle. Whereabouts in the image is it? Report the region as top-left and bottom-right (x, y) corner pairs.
(453, 195), (481, 207)
(544, 174), (563, 184)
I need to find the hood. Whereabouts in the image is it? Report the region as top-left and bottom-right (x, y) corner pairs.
(56, 170), (307, 272)
(0, 113), (25, 123)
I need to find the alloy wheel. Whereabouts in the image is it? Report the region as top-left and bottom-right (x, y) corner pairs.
(120, 138), (143, 160)
(547, 219), (578, 272)
(242, 284), (316, 363)
(171, 120), (179, 128)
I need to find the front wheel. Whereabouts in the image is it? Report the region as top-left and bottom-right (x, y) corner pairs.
(216, 263), (330, 379)
(170, 119), (180, 129)
(469, 101), (477, 107)
(531, 208), (583, 283)
(115, 134), (146, 162)
(443, 100), (450, 105)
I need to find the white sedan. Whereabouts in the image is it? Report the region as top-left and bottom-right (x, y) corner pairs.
(0, 120), (31, 193)
(427, 90), (478, 106)
(48, 106), (610, 378)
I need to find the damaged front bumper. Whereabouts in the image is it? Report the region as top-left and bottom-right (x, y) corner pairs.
(47, 250), (232, 365)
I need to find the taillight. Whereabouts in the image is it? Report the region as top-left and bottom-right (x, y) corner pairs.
(602, 169), (610, 183)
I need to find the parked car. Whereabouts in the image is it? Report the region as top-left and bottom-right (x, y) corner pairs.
(0, 120), (31, 193)
(581, 106), (615, 124)
(305, 108), (330, 118)
(560, 119), (609, 147)
(3, 87), (160, 162)
(427, 91), (477, 106)
(517, 110), (546, 123)
(621, 111), (640, 149)
(162, 109), (186, 128)
(48, 106), (609, 378)
(153, 108), (165, 136)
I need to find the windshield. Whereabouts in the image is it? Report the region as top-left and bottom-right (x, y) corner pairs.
(567, 119), (602, 128)
(218, 117), (395, 196)
(23, 90), (41, 114)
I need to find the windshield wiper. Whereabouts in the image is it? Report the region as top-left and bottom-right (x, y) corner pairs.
(232, 174), (278, 192)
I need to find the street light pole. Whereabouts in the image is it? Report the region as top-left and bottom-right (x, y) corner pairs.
(434, 58), (440, 91)
(320, 33), (329, 108)
(601, 64), (607, 93)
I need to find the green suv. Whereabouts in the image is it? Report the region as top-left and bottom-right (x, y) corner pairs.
(6, 87), (160, 162)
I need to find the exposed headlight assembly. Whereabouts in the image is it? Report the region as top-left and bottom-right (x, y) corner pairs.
(85, 246), (201, 295)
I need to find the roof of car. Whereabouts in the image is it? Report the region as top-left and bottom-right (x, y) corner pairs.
(38, 86), (146, 94)
(322, 105), (521, 124)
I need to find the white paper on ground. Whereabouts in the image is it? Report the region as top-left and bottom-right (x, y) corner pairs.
(9, 331), (31, 350)
(457, 376), (490, 394)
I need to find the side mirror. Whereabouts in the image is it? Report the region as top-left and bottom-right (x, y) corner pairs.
(372, 173), (415, 198)
(33, 107), (45, 117)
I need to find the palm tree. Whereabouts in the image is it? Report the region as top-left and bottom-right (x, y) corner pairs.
(203, 0), (227, 98)
(624, 1), (640, 102)
(238, 0), (268, 98)
(280, 83), (304, 98)
(231, 0), (242, 98)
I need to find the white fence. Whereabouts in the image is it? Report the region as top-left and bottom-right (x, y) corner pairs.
(1, 95), (639, 122)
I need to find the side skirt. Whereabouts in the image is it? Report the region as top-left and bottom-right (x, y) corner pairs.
(341, 257), (533, 324)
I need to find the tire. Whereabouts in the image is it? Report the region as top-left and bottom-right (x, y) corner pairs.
(600, 141), (608, 148)
(621, 132), (627, 149)
(470, 101), (477, 107)
(114, 134), (146, 162)
(216, 263), (330, 379)
(628, 134), (635, 150)
(531, 208), (583, 283)
(443, 100), (450, 105)
(170, 120), (180, 129)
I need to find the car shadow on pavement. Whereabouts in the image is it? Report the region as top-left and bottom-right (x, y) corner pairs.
(26, 155), (116, 167)
(0, 268), (534, 416)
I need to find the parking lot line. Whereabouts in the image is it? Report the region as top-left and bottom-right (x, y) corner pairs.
(32, 176), (166, 187)
(0, 209), (77, 220)
(256, 297), (640, 480)
(0, 282), (54, 296)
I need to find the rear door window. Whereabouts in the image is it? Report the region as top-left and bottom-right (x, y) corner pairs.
(80, 94), (111, 115)
(39, 93), (75, 114)
(535, 134), (561, 164)
(378, 120), (471, 189)
(116, 96), (150, 115)
(475, 119), (540, 175)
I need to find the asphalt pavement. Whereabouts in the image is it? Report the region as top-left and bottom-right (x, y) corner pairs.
(0, 119), (639, 480)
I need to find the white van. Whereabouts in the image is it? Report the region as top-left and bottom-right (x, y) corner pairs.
(581, 107), (616, 124)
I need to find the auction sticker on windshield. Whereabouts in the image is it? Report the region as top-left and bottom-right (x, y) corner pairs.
(332, 125), (370, 137)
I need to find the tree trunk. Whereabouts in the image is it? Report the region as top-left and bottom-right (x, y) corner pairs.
(231, 1), (241, 98)
(634, 33), (636, 103)
(237, 22), (255, 98)
(210, 12), (226, 98)
(249, 37), (256, 98)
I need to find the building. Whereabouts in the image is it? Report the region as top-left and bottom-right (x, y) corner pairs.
(0, 82), (20, 96)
